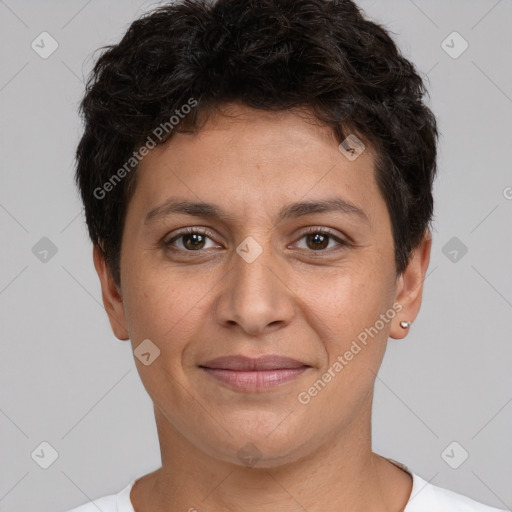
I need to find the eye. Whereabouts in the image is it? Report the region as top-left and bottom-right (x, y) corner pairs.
(165, 227), (220, 251)
(164, 226), (347, 254)
(294, 227), (346, 251)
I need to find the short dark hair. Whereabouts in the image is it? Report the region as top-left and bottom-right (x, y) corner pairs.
(75, 0), (438, 288)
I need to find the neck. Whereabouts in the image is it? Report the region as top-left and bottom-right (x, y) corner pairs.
(131, 394), (412, 512)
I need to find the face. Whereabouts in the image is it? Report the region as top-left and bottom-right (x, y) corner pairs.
(95, 103), (430, 468)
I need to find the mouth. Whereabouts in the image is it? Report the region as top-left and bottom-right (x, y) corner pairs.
(198, 355), (311, 392)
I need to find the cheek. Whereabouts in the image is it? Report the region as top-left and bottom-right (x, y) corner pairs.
(120, 270), (202, 407)
(121, 262), (215, 360)
(295, 262), (395, 402)
(298, 259), (394, 335)
(295, 279), (392, 418)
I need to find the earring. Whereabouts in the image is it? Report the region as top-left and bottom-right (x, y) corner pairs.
(400, 321), (412, 329)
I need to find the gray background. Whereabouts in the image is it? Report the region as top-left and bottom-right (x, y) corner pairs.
(0, 0), (511, 511)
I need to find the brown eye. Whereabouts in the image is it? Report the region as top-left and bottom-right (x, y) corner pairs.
(295, 228), (346, 252)
(305, 232), (330, 250)
(165, 228), (219, 251)
(181, 233), (207, 250)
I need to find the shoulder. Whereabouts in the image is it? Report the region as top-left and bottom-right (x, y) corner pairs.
(384, 457), (506, 512)
(65, 480), (136, 512)
(405, 472), (507, 512)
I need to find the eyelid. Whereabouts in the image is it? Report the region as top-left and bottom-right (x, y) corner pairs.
(165, 227), (220, 247)
(291, 226), (348, 250)
(298, 225), (346, 240)
(164, 225), (348, 253)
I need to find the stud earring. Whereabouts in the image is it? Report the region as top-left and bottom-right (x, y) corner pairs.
(400, 321), (412, 329)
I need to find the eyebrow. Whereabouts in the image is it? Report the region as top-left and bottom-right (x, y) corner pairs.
(144, 197), (370, 226)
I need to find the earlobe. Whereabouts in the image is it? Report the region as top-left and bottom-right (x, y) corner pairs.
(92, 244), (130, 341)
(389, 232), (432, 340)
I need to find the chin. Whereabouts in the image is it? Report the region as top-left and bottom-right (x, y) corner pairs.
(201, 420), (316, 469)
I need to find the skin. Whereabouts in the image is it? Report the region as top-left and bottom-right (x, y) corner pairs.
(94, 103), (431, 512)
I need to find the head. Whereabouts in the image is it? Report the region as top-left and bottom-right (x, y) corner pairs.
(76, 0), (437, 467)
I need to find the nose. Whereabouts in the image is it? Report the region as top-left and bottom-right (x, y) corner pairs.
(213, 239), (295, 336)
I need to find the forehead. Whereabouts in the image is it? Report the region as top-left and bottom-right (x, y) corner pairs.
(128, 104), (384, 227)
(137, 104), (375, 177)
(179, 104), (365, 161)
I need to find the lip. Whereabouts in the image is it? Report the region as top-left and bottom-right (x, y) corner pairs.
(200, 355), (308, 371)
(199, 355), (311, 392)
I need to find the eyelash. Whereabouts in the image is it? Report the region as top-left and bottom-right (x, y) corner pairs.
(164, 226), (347, 254)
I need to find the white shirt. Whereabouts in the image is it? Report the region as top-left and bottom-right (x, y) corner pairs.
(66, 459), (507, 512)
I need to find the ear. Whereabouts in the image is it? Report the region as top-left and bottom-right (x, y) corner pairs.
(93, 244), (130, 340)
(390, 231), (432, 340)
